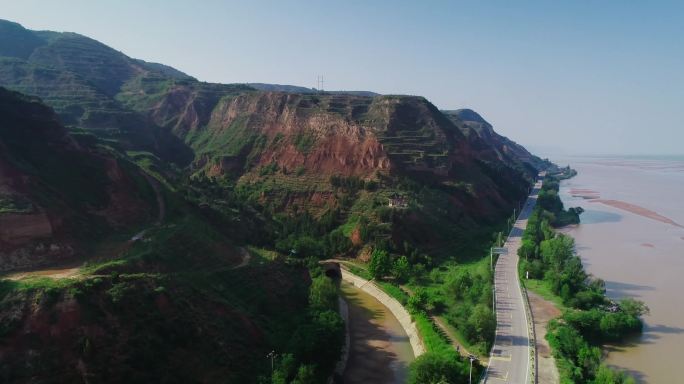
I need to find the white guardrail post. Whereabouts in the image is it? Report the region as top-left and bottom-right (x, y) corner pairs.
(520, 278), (538, 384)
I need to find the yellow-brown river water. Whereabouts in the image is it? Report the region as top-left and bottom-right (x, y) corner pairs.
(340, 281), (414, 383)
(557, 156), (684, 383)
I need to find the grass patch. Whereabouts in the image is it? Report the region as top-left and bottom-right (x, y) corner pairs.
(434, 315), (487, 358)
(246, 246), (280, 265)
(523, 278), (567, 311)
(343, 262), (372, 280)
(414, 312), (454, 355)
(377, 281), (409, 304)
(340, 215), (360, 237)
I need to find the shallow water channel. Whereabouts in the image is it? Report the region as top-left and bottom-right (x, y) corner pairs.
(340, 281), (414, 384)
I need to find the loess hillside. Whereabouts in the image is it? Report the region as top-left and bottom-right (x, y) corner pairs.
(0, 19), (552, 383)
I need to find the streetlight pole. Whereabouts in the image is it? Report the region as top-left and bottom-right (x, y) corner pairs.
(267, 350), (276, 374)
(490, 247), (493, 271)
(468, 354), (477, 384)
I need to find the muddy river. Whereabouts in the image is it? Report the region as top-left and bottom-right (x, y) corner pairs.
(340, 281), (414, 384)
(556, 156), (684, 383)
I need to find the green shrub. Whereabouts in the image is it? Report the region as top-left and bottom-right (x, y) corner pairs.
(408, 352), (469, 384)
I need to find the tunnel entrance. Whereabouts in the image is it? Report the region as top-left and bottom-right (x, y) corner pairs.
(325, 268), (341, 278)
(320, 261), (342, 279)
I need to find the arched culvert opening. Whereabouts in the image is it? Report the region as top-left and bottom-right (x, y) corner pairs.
(325, 268), (342, 278)
(320, 261), (342, 279)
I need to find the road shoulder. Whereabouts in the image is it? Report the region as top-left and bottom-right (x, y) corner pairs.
(527, 289), (561, 384)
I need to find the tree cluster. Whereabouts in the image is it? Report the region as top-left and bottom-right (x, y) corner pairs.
(267, 272), (344, 384)
(519, 175), (647, 383)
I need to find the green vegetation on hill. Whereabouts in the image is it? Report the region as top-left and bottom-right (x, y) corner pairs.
(0, 19), (563, 383)
(519, 174), (646, 384)
(1, 197), (344, 384)
(0, 19), (195, 166)
(0, 87), (155, 241)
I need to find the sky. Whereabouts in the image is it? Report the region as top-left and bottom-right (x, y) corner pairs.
(2, 0), (683, 156)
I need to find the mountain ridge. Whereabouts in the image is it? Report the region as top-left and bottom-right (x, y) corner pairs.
(0, 18), (556, 383)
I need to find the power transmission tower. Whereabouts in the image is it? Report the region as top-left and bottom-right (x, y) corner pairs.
(316, 75), (324, 93)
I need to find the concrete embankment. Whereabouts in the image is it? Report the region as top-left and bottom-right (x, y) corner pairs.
(340, 269), (426, 357)
(332, 297), (351, 380)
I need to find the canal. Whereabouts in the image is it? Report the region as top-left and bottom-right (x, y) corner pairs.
(340, 280), (415, 384)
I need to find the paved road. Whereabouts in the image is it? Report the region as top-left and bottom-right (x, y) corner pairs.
(484, 174), (543, 384)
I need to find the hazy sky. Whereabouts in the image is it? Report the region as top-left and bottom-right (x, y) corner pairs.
(2, 0), (683, 155)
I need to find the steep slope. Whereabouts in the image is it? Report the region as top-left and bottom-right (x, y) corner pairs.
(116, 74), (251, 137)
(0, 259), (316, 383)
(0, 19), (555, 383)
(132, 89), (536, 254)
(0, 87), (154, 270)
(0, 19), (194, 165)
(443, 109), (550, 175)
(0, 18), (548, 256)
(0, 88), (344, 384)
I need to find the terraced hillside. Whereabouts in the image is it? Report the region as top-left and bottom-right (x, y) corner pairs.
(0, 19), (193, 164)
(0, 18), (556, 383)
(0, 19), (552, 258)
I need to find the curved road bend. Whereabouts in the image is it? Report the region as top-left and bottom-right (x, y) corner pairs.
(484, 174), (543, 384)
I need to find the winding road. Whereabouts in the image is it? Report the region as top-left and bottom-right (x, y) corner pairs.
(484, 174), (543, 384)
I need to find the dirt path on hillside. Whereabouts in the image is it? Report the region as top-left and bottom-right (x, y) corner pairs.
(528, 290), (561, 384)
(3, 262), (82, 281)
(2, 171), (167, 281)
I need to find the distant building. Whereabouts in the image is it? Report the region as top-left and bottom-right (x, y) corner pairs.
(388, 195), (408, 208)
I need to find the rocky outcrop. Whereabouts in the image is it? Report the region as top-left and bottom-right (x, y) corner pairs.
(0, 241), (75, 272)
(185, 92), (393, 177)
(0, 212), (52, 245)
